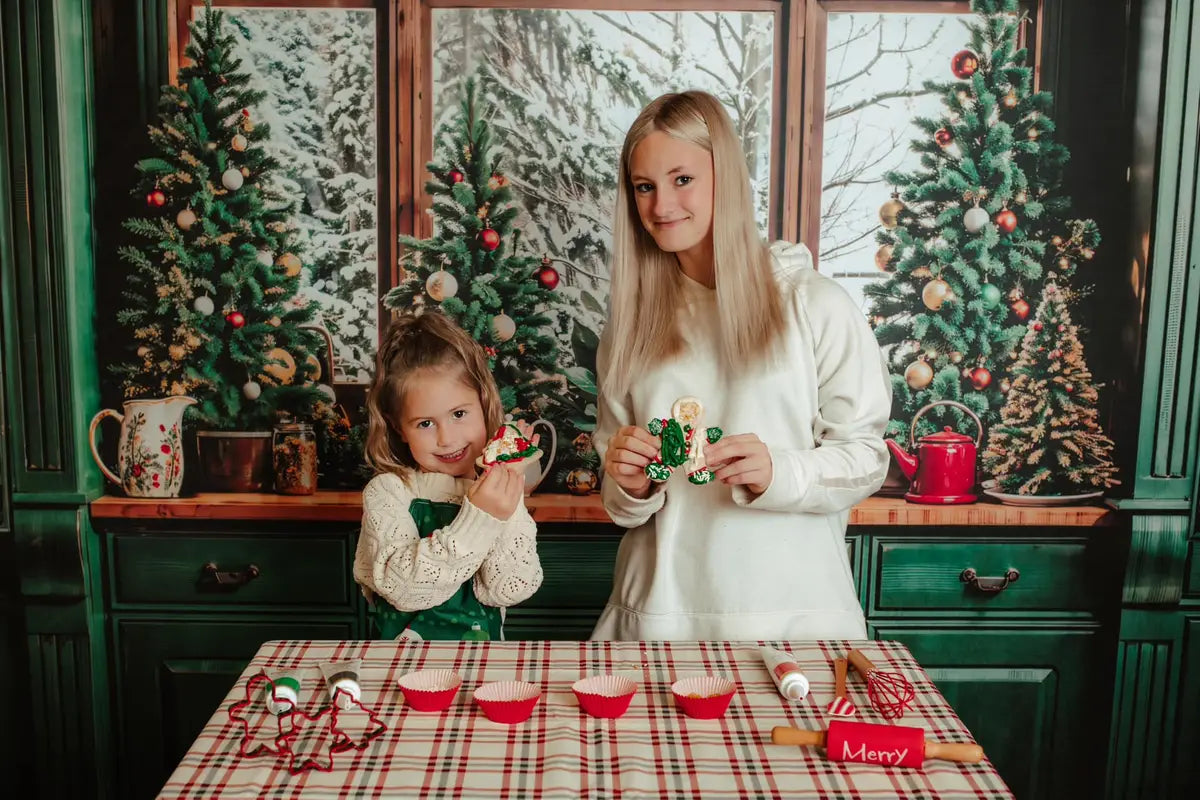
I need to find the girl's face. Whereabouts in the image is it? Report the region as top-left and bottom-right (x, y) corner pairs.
(396, 366), (488, 478)
(629, 130), (714, 257)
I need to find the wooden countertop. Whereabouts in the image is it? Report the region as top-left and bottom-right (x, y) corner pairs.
(90, 491), (1115, 526)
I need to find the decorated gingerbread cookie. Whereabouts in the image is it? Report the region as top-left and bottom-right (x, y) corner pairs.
(644, 396), (723, 485)
(477, 423), (541, 469)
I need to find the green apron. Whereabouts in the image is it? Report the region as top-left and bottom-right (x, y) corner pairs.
(368, 498), (502, 642)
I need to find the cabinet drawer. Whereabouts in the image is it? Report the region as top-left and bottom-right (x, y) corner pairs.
(873, 538), (1101, 612)
(112, 533), (353, 607)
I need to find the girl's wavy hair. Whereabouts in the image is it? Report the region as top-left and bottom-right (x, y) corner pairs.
(364, 310), (503, 479)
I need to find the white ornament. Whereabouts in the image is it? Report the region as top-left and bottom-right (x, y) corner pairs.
(492, 313), (516, 342)
(176, 208), (197, 230)
(317, 383), (337, 402)
(242, 380), (262, 400)
(221, 168), (244, 191)
(963, 206), (990, 233)
(193, 295), (214, 316)
(425, 269), (458, 302)
(256, 250), (274, 267)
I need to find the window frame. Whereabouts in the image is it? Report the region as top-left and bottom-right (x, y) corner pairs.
(166, 0), (1043, 382)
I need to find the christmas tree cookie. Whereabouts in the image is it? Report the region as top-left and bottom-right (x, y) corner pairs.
(477, 423), (541, 469)
(645, 396), (723, 485)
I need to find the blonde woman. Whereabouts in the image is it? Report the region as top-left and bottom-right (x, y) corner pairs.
(593, 90), (891, 641)
(355, 311), (543, 641)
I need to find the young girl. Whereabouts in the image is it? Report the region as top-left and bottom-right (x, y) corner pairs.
(354, 310), (543, 641)
(593, 90), (891, 642)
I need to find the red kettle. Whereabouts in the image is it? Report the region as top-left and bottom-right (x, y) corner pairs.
(885, 400), (983, 505)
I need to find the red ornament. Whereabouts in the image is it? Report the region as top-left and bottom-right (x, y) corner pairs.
(970, 367), (992, 390)
(995, 209), (1018, 234)
(146, 189), (167, 207)
(951, 49), (980, 79)
(480, 228), (501, 251)
(1065, 384), (1074, 393)
(241, 108), (250, 117)
(484, 345), (497, 357)
(1011, 298), (1031, 320)
(935, 128), (954, 147)
(1033, 321), (1043, 331)
(448, 170), (465, 184)
(226, 311), (246, 328)
(536, 264), (560, 290)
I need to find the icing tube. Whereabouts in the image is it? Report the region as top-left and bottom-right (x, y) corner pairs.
(319, 659), (362, 709)
(262, 669), (302, 715)
(760, 647), (810, 701)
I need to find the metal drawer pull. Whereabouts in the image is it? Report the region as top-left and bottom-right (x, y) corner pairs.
(201, 562), (261, 587)
(959, 567), (1019, 593)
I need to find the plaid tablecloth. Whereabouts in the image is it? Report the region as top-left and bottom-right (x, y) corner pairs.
(159, 639), (1013, 799)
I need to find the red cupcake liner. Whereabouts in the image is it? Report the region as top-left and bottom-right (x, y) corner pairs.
(572, 675), (638, 719)
(397, 669), (462, 712)
(670, 676), (736, 719)
(473, 680), (542, 724)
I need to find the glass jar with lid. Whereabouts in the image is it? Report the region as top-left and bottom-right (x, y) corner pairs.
(272, 420), (318, 495)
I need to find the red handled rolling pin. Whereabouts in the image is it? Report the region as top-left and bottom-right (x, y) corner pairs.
(772, 720), (984, 767)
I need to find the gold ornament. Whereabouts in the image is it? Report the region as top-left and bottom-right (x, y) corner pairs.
(904, 358), (934, 390)
(240, 166), (250, 177)
(425, 269), (459, 302)
(276, 253), (302, 278)
(879, 193), (904, 229)
(268, 316), (281, 327)
(1027, 127), (1039, 140)
(305, 354), (322, 381)
(874, 244), (895, 271)
(950, 351), (963, 364)
(911, 266), (933, 279)
(137, 346), (151, 358)
(176, 208), (197, 230)
(492, 313), (516, 342)
(261, 347), (297, 384)
(566, 467), (598, 495)
(231, 134), (248, 152)
(922, 278), (952, 310)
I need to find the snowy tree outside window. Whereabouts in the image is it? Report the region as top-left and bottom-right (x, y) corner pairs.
(194, 6), (379, 383)
(428, 8), (776, 488)
(819, 12), (975, 314)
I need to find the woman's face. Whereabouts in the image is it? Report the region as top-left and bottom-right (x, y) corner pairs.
(628, 131), (714, 256)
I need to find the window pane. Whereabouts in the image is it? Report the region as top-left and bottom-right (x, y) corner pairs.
(819, 13), (974, 315)
(202, 6), (379, 382)
(430, 8), (775, 489)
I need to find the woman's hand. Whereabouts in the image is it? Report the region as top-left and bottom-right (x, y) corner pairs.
(603, 425), (660, 499)
(705, 434), (774, 496)
(467, 464), (525, 520)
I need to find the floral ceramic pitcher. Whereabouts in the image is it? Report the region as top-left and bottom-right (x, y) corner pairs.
(88, 396), (195, 497)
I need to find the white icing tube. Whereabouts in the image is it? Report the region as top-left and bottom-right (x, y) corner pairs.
(760, 647), (810, 701)
(319, 659), (362, 709)
(262, 669), (302, 715)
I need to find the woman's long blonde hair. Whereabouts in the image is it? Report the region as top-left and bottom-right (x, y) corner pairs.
(603, 90), (785, 400)
(364, 310), (503, 479)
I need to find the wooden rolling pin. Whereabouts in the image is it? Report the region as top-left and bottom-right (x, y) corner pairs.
(772, 720), (984, 768)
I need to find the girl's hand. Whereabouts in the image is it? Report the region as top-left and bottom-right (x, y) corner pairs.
(468, 464), (525, 520)
(603, 425), (660, 499)
(705, 434), (774, 496)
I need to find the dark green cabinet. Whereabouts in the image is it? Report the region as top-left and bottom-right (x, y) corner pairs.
(873, 624), (1108, 800)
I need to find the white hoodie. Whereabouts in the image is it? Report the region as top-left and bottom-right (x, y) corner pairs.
(591, 241), (891, 641)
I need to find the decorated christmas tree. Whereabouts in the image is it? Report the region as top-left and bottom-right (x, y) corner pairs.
(111, 0), (326, 430)
(982, 278), (1118, 495)
(864, 0), (1100, 440)
(383, 78), (562, 418)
